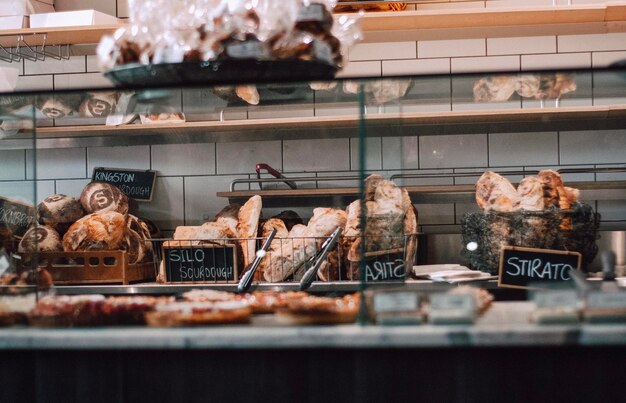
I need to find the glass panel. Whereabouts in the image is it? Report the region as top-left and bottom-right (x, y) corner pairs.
(0, 94), (38, 314)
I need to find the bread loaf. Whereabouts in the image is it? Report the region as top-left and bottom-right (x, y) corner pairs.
(62, 211), (126, 252)
(237, 195), (262, 272)
(18, 225), (62, 253)
(80, 182), (129, 215)
(37, 194), (85, 235)
(517, 177), (545, 211)
(476, 171), (520, 212)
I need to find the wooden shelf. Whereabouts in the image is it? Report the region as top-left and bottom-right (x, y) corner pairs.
(0, 25), (121, 47)
(2, 3), (625, 48)
(5, 105), (623, 151)
(357, 3), (626, 41)
(217, 181), (626, 207)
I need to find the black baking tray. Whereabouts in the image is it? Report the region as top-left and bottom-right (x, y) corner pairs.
(104, 60), (338, 88)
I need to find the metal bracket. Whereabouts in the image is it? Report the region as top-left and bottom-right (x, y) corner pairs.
(0, 33), (70, 63)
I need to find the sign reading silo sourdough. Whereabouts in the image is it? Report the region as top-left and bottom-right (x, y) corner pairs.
(92, 167), (156, 201)
(163, 244), (238, 283)
(498, 246), (581, 289)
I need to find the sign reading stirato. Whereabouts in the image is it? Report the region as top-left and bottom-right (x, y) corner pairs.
(498, 246), (582, 290)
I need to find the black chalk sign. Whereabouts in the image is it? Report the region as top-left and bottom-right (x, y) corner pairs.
(92, 167), (156, 201)
(0, 196), (36, 237)
(163, 244), (238, 283)
(364, 249), (407, 282)
(498, 246), (582, 290)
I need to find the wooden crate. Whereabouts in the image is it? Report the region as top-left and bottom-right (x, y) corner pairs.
(33, 250), (155, 285)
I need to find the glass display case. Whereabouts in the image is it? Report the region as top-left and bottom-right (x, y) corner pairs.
(1, 66), (626, 401)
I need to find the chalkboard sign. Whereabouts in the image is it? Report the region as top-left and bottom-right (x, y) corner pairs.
(92, 167), (156, 201)
(364, 248), (407, 282)
(163, 244), (238, 283)
(0, 196), (36, 237)
(498, 246), (582, 290)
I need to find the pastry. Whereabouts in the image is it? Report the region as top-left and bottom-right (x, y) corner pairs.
(145, 301), (252, 327)
(18, 225), (62, 254)
(475, 171), (520, 212)
(237, 195), (262, 274)
(62, 211), (126, 252)
(37, 194), (85, 235)
(80, 182), (129, 215)
(181, 289), (238, 303)
(275, 294), (360, 325)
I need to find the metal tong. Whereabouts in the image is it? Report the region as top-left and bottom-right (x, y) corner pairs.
(256, 163), (297, 190)
(299, 227), (342, 291)
(237, 229), (277, 293)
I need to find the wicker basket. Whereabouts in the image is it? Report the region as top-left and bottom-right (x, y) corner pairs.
(461, 202), (600, 274)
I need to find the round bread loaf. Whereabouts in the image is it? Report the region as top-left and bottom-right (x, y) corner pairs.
(62, 211), (126, 252)
(18, 225), (62, 253)
(37, 194), (85, 234)
(80, 182), (129, 215)
(78, 92), (118, 118)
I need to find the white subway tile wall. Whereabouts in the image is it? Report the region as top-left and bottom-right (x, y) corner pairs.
(283, 138), (350, 172)
(451, 55), (520, 73)
(558, 33), (626, 53)
(382, 58), (450, 76)
(216, 141), (281, 175)
(25, 148), (87, 180)
(54, 73), (111, 90)
(419, 39), (486, 58)
(488, 132), (559, 166)
(151, 143), (216, 176)
(87, 145), (151, 172)
(419, 134), (489, 169)
(350, 137), (382, 171)
(487, 36), (557, 56)
(0, 150), (26, 180)
(349, 42), (417, 61)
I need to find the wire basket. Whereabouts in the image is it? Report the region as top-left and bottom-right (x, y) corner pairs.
(460, 202), (600, 274)
(153, 233), (418, 284)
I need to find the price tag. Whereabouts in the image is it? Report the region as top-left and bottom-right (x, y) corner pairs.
(431, 294), (475, 311)
(587, 292), (626, 309)
(533, 290), (578, 309)
(374, 292), (418, 313)
(429, 294), (476, 325)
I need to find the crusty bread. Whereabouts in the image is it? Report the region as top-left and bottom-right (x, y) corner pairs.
(257, 218), (288, 280)
(475, 171), (520, 212)
(517, 176), (544, 211)
(62, 211), (126, 252)
(237, 195), (262, 272)
(538, 170), (570, 210)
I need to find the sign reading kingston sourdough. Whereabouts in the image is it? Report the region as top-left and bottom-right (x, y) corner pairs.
(163, 244), (238, 283)
(92, 167), (156, 201)
(0, 196), (36, 237)
(498, 246), (582, 290)
(364, 250), (407, 282)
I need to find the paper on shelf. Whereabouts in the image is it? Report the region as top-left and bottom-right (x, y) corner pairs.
(30, 9), (118, 28)
(0, 1), (53, 17)
(0, 15), (28, 29)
